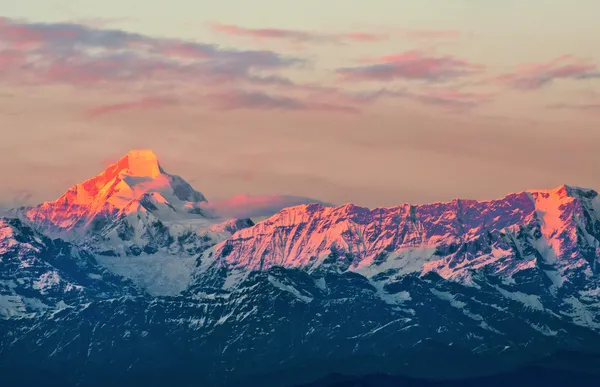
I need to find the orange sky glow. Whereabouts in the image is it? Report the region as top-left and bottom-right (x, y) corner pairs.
(1, 1), (599, 209)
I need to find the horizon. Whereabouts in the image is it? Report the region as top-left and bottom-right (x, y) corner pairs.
(1, 147), (595, 220)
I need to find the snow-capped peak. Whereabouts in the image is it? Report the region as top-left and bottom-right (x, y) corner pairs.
(19, 150), (208, 233)
(119, 149), (163, 178)
(193, 184), (600, 291)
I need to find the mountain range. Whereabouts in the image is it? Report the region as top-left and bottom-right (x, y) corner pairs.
(2, 150), (600, 387)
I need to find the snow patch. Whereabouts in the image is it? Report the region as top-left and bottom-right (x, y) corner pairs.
(563, 296), (600, 329)
(222, 270), (249, 290)
(268, 275), (313, 303)
(530, 323), (558, 336)
(495, 286), (544, 311)
(314, 277), (327, 291)
(97, 253), (195, 296)
(0, 295), (27, 318)
(430, 289), (466, 309)
(33, 271), (61, 292)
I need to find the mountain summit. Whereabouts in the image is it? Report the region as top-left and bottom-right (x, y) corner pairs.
(20, 150), (208, 234)
(14, 150), (253, 294)
(117, 149), (163, 178)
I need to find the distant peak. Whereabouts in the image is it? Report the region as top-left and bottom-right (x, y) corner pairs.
(118, 149), (163, 178)
(527, 184), (597, 199)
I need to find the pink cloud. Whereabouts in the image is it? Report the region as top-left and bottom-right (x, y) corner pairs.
(156, 43), (212, 59)
(0, 17), (487, 116)
(0, 17), (80, 49)
(211, 23), (462, 44)
(199, 193), (332, 219)
(497, 55), (600, 90)
(212, 23), (314, 41)
(205, 89), (359, 114)
(402, 29), (462, 39)
(0, 17), (302, 89)
(337, 50), (484, 82)
(210, 23), (386, 44)
(86, 97), (178, 117)
(0, 50), (25, 68)
(339, 32), (384, 42)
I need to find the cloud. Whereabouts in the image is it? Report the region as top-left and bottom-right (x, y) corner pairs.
(198, 193), (332, 219)
(86, 97), (179, 117)
(547, 102), (600, 113)
(337, 50), (484, 82)
(69, 17), (137, 29)
(205, 89), (359, 113)
(401, 29), (462, 39)
(412, 89), (492, 109)
(0, 189), (34, 215)
(87, 87), (360, 116)
(0, 49), (25, 67)
(497, 55), (600, 90)
(0, 17), (490, 117)
(0, 17), (302, 88)
(351, 86), (493, 111)
(210, 23), (385, 44)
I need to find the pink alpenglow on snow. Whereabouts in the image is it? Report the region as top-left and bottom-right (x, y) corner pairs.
(198, 185), (600, 289)
(20, 150), (206, 232)
(18, 150), (326, 235)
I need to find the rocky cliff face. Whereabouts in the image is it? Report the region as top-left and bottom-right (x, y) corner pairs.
(192, 185), (600, 331)
(0, 217), (140, 318)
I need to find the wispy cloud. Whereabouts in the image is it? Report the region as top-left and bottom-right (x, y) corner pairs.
(0, 17), (493, 116)
(0, 189), (34, 212)
(86, 97), (179, 117)
(337, 50), (484, 82)
(198, 193), (332, 219)
(405, 89), (493, 109)
(401, 29), (462, 40)
(0, 49), (24, 68)
(497, 55), (600, 90)
(69, 16), (137, 29)
(353, 87), (493, 110)
(210, 23), (386, 44)
(0, 17), (302, 88)
(547, 102), (600, 113)
(205, 89), (359, 113)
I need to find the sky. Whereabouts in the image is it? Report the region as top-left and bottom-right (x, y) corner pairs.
(1, 0), (599, 211)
